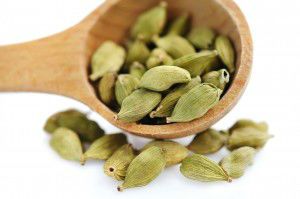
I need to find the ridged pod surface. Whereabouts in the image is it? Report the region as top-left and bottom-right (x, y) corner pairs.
(82, 133), (127, 164)
(44, 109), (104, 142)
(115, 74), (139, 106)
(125, 39), (150, 68)
(154, 35), (195, 59)
(117, 89), (162, 122)
(50, 127), (83, 161)
(167, 13), (189, 36)
(141, 140), (189, 166)
(215, 35), (235, 74)
(98, 72), (117, 106)
(188, 129), (228, 154)
(139, 65), (191, 92)
(131, 2), (167, 42)
(188, 27), (216, 49)
(180, 154), (231, 182)
(227, 126), (272, 150)
(202, 69), (230, 90)
(146, 48), (173, 69)
(118, 146), (166, 191)
(174, 50), (218, 77)
(229, 119), (268, 133)
(129, 62), (146, 79)
(104, 144), (136, 181)
(90, 41), (126, 81)
(151, 77), (201, 118)
(167, 83), (222, 123)
(220, 146), (256, 178)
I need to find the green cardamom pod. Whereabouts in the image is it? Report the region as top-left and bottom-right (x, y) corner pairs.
(44, 114), (60, 133)
(146, 57), (163, 69)
(150, 76), (201, 118)
(203, 55), (222, 74)
(229, 119), (268, 133)
(56, 111), (103, 143)
(139, 65), (191, 92)
(167, 13), (189, 36)
(141, 140), (189, 166)
(118, 146), (166, 191)
(90, 41), (126, 81)
(81, 133), (127, 164)
(153, 35), (195, 59)
(215, 35), (235, 74)
(116, 89), (162, 123)
(129, 62), (146, 79)
(125, 39), (150, 68)
(131, 2), (167, 42)
(227, 126), (272, 150)
(202, 69), (230, 90)
(115, 74), (139, 106)
(98, 72), (117, 106)
(44, 109), (104, 142)
(50, 127), (83, 162)
(220, 146), (256, 179)
(167, 83), (222, 123)
(173, 50), (218, 77)
(104, 144), (136, 181)
(187, 129), (228, 154)
(188, 27), (216, 49)
(180, 154), (231, 182)
(146, 48), (173, 69)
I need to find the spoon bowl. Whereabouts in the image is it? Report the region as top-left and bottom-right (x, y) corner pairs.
(0, 0), (252, 139)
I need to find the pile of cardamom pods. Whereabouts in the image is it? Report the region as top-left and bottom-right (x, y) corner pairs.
(44, 109), (272, 191)
(89, 2), (235, 124)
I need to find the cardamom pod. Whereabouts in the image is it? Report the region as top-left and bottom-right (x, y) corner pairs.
(229, 119), (268, 133)
(173, 50), (218, 77)
(129, 62), (146, 79)
(227, 126), (272, 150)
(167, 83), (222, 123)
(146, 48), (173, 69)
(125, 39), (150, 68)
(98, 72), (117, 106)
(150, 76), (201, 118)
(180, 154), (231, 182)
(90, 41), (126, 81)
(202, 69), (230, 90)
(220, 146), (256, 179)
(50, 127), (83, 161)
(153, 35), (195, 59)
(44, 109), (104, 142)
(188, 27), (216, 49)
(104, 144), (136, 181)
(131, 2), (167, 42)
(141, 140), (189, 166)
(81, 133), (127, 164)
(118, 146), (166, 191)
(115, 74), (139, 106)
(116, 89), (162, 123)
(44, 110), (85, 134)
(167, 13), (189, 36)
(215, 35), (235, 74)
(203, 53), (222, 73)
(139, 65), (191, 92)
(187, 129), (228, 154)
(44, 114), (60, 133)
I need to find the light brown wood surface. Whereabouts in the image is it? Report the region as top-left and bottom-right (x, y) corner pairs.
(0, 0), (252, 139)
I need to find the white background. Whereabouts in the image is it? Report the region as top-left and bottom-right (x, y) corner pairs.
(0, 0), (299, 198)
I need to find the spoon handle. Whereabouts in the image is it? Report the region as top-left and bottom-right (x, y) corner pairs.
(0, 29), (90, 97)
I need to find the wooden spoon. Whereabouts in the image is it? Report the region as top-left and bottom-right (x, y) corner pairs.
(0, 0), (252, 139)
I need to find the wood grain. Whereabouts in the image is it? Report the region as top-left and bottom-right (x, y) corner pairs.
(0, 0), (252, 139)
